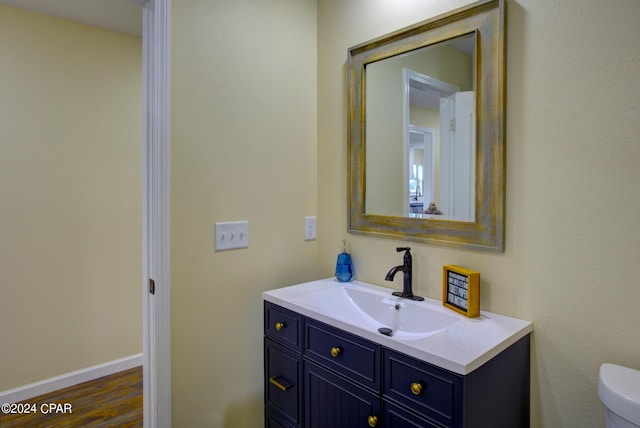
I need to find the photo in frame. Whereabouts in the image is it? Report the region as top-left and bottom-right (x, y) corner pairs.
(442, 265), (480, 317)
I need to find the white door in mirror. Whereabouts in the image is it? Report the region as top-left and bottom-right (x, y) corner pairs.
(215, 221), (249, 250)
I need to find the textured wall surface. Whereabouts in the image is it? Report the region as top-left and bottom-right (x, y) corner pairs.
(170, 0), (319, 426)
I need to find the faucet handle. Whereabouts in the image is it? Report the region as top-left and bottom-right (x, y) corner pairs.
(397, 247), (412, 265)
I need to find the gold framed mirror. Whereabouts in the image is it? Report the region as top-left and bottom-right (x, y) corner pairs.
(348, 0), (505, 251)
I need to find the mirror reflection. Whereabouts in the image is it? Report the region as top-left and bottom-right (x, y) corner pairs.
(365, 33), (476, 221)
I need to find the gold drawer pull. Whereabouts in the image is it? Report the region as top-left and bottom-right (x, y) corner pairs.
(269, 376), (292, 392)
(330, 346), (341, 358)
(275, 322), (285, 331)
(410, 382), (423, 395)
(367, 415), (378, 427)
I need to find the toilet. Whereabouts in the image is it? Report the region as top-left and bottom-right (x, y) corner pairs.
(599, 363), (640, 427)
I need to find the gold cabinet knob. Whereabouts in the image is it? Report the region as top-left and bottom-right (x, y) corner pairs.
(275, 322), (285, 331)
(410, 382), (423, 395)
(367, 415), (378, 427)
(330, 346), (341, 358)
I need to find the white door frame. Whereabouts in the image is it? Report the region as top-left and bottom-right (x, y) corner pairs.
(141, 0), (171, 426)
(407, 125), (435, 207)
(402, 68), (458, 214)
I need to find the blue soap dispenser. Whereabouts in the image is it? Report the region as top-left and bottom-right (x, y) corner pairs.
(335, 239), (353, 282)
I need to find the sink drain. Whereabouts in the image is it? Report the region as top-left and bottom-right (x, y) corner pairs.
(378, 327), (393, 337)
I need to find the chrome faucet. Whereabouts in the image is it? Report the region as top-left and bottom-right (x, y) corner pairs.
(385, 247), (424, 301)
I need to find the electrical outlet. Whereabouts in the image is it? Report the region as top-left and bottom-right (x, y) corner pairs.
(304, 216), (316, 241)
(215, 221), (249, 251)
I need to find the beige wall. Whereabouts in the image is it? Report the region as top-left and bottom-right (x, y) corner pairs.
(170, 0), (319, 426)
(0, 5), (142, 390)
(171, 0), (639, 426)
(318, 1), (640, 427)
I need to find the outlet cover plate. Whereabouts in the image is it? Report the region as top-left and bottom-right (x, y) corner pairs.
(215, 221), (249, 251)
(304, 216), (316, 241)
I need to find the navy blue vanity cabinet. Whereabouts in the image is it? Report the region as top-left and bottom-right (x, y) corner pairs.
(264, 300), (530, 428)
(264, 302), (303, 427)
(383, 335), (531, 428)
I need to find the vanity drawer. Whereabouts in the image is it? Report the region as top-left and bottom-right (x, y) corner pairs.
(264, 338), (302, 426)
(265, 302), (302, 352)
(384, 349), (463, 427)
(304, 318), (381, 391)
(266, 409), (297, 428)
(384, 400), (444, 428)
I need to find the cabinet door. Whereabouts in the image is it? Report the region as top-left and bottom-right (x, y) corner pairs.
(265, 339), (302, 426)
(304, 360), (381, 428)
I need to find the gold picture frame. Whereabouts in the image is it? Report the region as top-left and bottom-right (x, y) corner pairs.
(443, 265), (480, 317)
(347, 0), (507, 252)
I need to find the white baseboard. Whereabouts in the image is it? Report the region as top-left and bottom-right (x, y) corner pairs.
(0, 353), (143, 404)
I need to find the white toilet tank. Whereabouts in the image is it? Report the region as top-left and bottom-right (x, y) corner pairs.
(599, 363), (640, 428)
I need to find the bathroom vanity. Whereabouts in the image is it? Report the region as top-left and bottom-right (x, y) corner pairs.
(263, 279), (532, 427)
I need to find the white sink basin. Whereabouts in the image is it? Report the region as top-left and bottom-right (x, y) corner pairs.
(289, 284), (460, 339)
(263, 278), (533, 374)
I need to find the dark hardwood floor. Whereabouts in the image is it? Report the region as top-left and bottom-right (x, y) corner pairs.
(0, 366), (142, 428)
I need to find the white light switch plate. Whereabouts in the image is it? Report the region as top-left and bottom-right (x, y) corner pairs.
(215, 221), (249, 251)
(304, 216), (316, 241)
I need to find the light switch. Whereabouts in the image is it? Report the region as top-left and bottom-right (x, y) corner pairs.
(215, 221), (249, 251)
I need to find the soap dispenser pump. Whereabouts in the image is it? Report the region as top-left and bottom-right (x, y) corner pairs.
(335, 239), (353, 282)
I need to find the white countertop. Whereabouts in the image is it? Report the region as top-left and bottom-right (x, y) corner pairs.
(263, 278), (532, 375)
